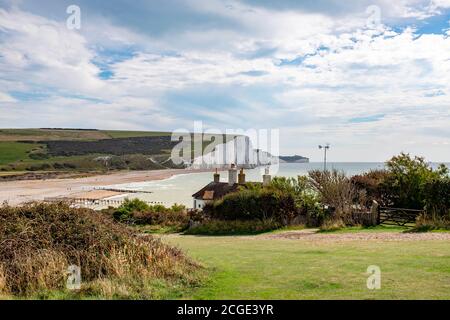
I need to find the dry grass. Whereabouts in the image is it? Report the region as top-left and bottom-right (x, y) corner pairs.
(0, 202), (201, 298)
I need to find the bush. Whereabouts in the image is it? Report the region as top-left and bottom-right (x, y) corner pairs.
(113, 198), (150, 222)
(351, 170), (390, 205)
(0, 202), (200, 298)
(381, 153), (448, 209)
(28, 151), (49, 160)
(412, 214), (450, 232)
(319, 219), (346, 232)
(185, 219), (281, 235)
(112, 199), (193, 231)
(204, 188), (298, 224)
(269, 176), (321, 215)
(308, 169), (361, 220)
(423, 177), (450, 217)
(26, 163), (53, 171)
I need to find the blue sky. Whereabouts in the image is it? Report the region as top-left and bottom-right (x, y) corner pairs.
(0, 0), (450, 161)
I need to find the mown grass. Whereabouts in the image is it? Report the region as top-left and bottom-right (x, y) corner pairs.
(163, 232), (450, 299)
(184, 219), (282, 236)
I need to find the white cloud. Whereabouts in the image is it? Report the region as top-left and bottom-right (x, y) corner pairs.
(0, 91), (16, 102)
(0, 2), (449, 161)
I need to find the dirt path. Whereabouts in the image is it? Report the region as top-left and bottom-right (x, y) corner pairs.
(263, 230), (450, 242)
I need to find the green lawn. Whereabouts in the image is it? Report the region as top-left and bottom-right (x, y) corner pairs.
(163, 232), (450, 299)
(0, 142), (37, 165)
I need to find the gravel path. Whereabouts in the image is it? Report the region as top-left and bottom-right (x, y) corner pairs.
(263, 230), (450, 242)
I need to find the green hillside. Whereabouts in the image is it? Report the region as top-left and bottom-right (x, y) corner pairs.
(0, 129), (235, 175)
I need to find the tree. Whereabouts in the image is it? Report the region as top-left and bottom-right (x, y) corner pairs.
(382, 153), (448, 209)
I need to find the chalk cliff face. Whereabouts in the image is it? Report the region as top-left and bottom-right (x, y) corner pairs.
(189, 136), (279, 169)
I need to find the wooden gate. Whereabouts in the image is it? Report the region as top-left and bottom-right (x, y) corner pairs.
(378, 207), (423, 227)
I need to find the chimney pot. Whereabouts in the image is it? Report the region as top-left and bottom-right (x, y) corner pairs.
(213, 168), (220, 183)
(228, 164), (237, 185)
(238, 168), (246, 184)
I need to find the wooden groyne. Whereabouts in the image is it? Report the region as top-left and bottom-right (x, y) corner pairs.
(93, 187), (153, 194)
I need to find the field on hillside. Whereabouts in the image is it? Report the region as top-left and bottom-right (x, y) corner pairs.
(0, 129), (236, 175)
(163, 229), (450, 299)
(0, 141), (38, 166)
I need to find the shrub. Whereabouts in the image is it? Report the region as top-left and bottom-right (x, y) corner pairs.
(185, 219), (281, 235)
(0, 202), (200, 298)
(112, 199), (194, 231)
(26, 163), (53, 171)
(381, 153), (448, 209)
(351, 170), (390, 205)
(308, 169), (359, 220)
(132, 205), (190, 227)
(204, 188), (298, 224)
(28, 151), (49, 160)
(270, 176), (319, 208)
(423, 177), (450, 217)
(319, 219), (346, 232)
(113, 198), (150, 222)
(412, 214), (450, 232)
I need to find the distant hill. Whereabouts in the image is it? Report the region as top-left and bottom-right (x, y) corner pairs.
(0, 129), (174, 173)
(279, 155), (309, 163)
(0, 129), (232, 174)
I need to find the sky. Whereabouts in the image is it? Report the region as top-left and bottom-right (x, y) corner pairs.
(0, 0), (450, 162)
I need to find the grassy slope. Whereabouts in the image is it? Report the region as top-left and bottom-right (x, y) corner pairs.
(0, 129), (174, 170)
(103, 130), (172, 138)
(0, 128), (173, 141)
(164, 232), (450, 299)
(0, 142), (38, 165)
(0, 129), (239, 171)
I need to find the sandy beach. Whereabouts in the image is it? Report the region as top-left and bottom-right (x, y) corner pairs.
(0, 169), (209, 205)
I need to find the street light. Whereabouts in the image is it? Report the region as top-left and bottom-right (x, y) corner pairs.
(318, 144), (330, 171)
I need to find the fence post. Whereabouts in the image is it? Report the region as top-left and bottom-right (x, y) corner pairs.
(371, 200), (380, 225)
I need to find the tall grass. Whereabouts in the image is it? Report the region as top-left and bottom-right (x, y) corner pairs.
(0, 202), (201, 298)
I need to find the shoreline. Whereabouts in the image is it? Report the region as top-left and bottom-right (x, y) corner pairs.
(0, 168), (213, 206)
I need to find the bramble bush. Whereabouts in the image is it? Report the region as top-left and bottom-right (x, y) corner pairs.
(0, 202), (200, 298)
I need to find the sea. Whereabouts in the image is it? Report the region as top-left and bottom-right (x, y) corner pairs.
(104, 162), (449, 208)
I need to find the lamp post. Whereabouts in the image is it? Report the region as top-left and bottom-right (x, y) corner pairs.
(318, 144), (330, 171)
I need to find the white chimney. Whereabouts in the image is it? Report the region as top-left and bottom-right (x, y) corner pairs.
(228, 164), (237, 185)
(263, 167), (271, 186)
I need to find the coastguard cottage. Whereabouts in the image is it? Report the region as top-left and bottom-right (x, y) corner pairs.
(192, 165), (272, 209)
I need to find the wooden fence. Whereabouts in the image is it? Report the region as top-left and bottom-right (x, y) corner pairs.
(378, 206), (424, 227)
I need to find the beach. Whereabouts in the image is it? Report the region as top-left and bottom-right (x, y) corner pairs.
(0, 168), (210, 205)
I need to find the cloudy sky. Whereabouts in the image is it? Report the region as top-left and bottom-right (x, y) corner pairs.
(0, 0), (450, 161)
